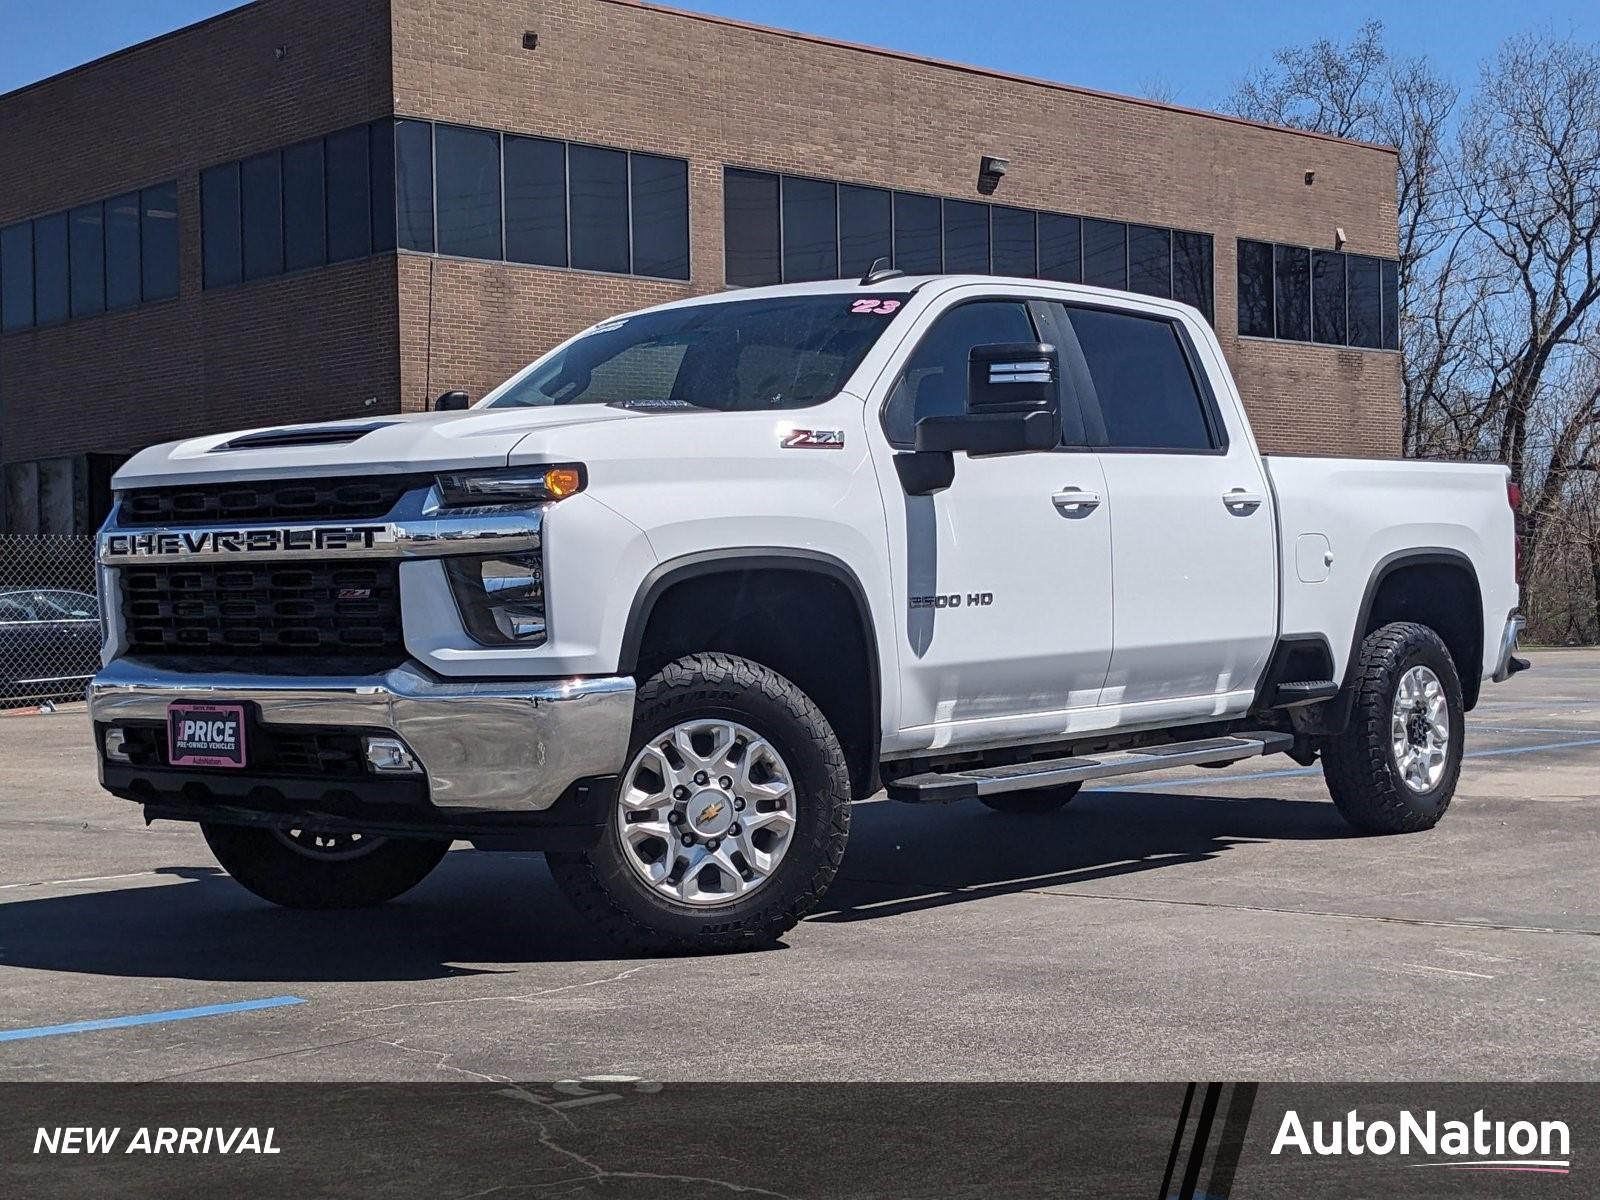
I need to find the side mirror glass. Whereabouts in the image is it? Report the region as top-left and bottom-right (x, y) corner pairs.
(433, 390), (471, 412)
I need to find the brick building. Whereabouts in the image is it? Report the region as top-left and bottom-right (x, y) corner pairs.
(0, 0), (1401, 533)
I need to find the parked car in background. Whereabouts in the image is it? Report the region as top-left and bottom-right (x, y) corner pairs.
(0, 588), (101, 705)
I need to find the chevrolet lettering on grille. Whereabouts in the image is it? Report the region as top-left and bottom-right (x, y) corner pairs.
(101, 524), (390, 561)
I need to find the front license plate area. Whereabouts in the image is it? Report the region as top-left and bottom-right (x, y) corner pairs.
(167, 702), (248, 769)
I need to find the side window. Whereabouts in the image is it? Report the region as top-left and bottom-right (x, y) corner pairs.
(0, 596), (36, 622)
(1066, 307), (1217, 451)
(883, 301), (1035, 446)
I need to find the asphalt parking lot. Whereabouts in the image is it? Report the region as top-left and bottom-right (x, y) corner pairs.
(1, 649), (1596, 1083)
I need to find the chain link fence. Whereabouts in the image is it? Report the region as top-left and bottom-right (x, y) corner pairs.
(0, 535), (101, 709)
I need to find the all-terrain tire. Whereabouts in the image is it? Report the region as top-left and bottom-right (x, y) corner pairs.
(979, 782), (1083, 813)
(1320, 621), (1465, 834)
(547, 652), (852, 954)
(202, 823), (449, 909)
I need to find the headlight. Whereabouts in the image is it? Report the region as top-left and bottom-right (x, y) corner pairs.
(434, 465), (586, 507)
(445, 553), (546, 645)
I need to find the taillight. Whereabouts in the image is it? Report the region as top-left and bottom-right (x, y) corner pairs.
(1508, 479), (1524, 583)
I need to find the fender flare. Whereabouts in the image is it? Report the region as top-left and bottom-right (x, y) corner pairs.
(1318, 548), (1484, 729)
(617, 548), (883, 775)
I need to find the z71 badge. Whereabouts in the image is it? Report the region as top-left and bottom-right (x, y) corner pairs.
(781, 429), (845, 450)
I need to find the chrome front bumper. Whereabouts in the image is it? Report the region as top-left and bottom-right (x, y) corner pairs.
(88, 658), (635, 811)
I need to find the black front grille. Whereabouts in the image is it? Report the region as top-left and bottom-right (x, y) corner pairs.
(120, 562), (402, 661)
(119, 474), (428, 526)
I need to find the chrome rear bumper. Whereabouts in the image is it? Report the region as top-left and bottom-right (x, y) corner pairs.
(88, 658), (634, 811)
(1491, 612), (1528, 682)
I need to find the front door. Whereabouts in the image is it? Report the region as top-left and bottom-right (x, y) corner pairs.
(871, 295), (1115, 749)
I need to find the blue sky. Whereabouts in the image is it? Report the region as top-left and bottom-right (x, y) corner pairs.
(3, 0), (1597, 106)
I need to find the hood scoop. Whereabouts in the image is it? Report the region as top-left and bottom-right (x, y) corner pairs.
(214, 421), (401, 451)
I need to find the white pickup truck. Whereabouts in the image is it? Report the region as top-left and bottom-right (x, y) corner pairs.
(90, 270), (1525, 951)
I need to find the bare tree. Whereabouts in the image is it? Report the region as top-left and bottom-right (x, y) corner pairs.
(1456, 37), (1600, 560)
(1229, 20), (1388, 139)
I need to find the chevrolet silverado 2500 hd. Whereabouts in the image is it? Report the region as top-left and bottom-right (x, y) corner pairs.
(89, 271), (1526, 951)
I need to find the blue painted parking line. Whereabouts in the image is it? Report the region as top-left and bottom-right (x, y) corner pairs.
(1091, 735), (1600, 794)
(0, 996), (306, 1043)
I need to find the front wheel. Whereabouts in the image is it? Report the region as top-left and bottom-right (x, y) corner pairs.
(1320, 621), (1465, 834)
(547, 652), (852, 953)
(202, 823), (449, 908)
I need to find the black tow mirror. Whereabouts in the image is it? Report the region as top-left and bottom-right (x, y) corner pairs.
(433, 390), (471, 412)
(913, 342), (1061, 455)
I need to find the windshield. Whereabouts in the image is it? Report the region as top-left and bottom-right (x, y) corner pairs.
(485, 294), (909, 411)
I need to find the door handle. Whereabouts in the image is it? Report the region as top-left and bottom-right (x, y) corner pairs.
(1223, 488), (1264, 511)
(1052, 488), (1102, 511)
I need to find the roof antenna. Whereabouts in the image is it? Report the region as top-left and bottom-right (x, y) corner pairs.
(859, 256), (905, 286)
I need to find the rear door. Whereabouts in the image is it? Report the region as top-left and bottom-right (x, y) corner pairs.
(870, 294), (1115, 745)
(1053, 301), (1277, 719)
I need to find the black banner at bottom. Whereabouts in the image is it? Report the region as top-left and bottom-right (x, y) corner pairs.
(1, 1082), (1592, 1197)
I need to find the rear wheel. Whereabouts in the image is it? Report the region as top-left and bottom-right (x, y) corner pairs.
(1321, 621), (1464, 834)
(547, 652), (851, 953)
(979, 782), (1083, 813)
(201, 823), (449, 909)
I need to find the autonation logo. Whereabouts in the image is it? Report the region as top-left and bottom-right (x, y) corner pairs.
(1272, 1108), (1572, 1175)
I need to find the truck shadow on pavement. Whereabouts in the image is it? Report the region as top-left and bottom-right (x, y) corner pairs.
(812, 789), (1356, 922)
(0, 791), (1355, 981)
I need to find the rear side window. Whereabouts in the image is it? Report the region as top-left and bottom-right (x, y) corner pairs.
(882, 300), (1035, 446)
(1065, 307), (1216, 451)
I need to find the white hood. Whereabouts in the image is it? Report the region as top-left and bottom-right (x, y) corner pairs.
(112, 406), (646, 488)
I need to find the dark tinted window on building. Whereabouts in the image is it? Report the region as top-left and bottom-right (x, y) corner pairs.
(1237, 239), (1273, 337)
(942, 200), (990, 273)
(395, 119), (435, 253)
(240, 151), (284, 281)
(69, 203), (105, 317)
(1381, 259), (1399, 350)
(1, 222), (34, 331)
(1067, 307), (1214, 451)
(325, 124), (372, 262)
(104, 192), (141, 310)
(991, 206), (1036, 278)
(283, 139), (327, 271)
(140, 183), (179, 301)
(1038, 213), (1081, 282)
(1241, 238), (1395, 351)
(724, 168), (780, 286)
(883, 300), (1035, 445)
(631, 153), (689, 280)
(569, 144), (629, 273)
(33, 212), (69, 324)
(1127, 224), (1171, 298)
(369, 119), (396, 253)
(1172, 230), (1213, 321)
(504, 135), (567, 267)
(1273, 243), (1310, 342)
(716, 169), (1212, 324)
(201, 164), (242, 289)
(1082, 218), (1127, 289)
(435, 124), (502, 260)
(1312, 249), (1346, 345)
(781, 175), (837, 282)
(838, 184), (891, 278)
(1347, 254), (1381, 349)
(893, 192), (941, 274)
